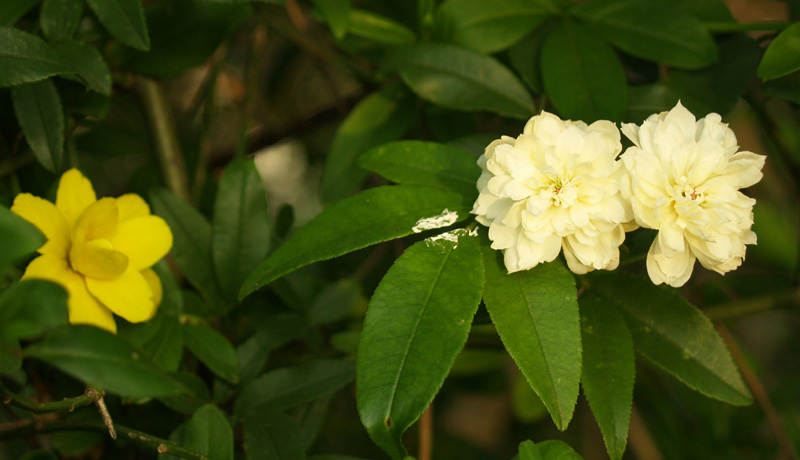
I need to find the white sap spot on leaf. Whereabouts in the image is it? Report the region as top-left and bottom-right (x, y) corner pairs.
(412, 209), (458, 233)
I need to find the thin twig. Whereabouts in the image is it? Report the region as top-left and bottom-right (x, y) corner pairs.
(1, 381), (95, 414)
(0, 152), (35, 177)
(0, 419), (211, 460)
(704, 288), (799, 322)
(86, 388), (116, 439)
(136, 77), (191, 202)
(418, 403), (433, 460)
(629, 406), (664, 460)
(704, 21), (791, 33)
(718, 325), (798, 460)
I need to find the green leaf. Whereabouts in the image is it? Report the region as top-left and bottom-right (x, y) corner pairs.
(758, 22), (800, 80)
(24, 325), (186, 398)
(672, 0), (734, 21)
(508, 26), (550, 94)
(0, 204), (45, 271)
(588, 271), (752, 405)
(625, 84), (678, 123)
(573, 0), (718, 69)
(579, 292), (634, 460)
(123, 0), (250, 77)
(346, 9), (416, 45)
(537, 440), (584, 459)
(150, 188), (224, 307)
(314, 0), (351, 40)
(179, 404), (234, 460)
(358, 140), (481, 199)
(309, 279), (363, 325)
(212, 159), (270, 302)
(668, 33), (760, 116)
(85, 0), (150, 50)
(357, 231), (484, 459)
(309, 456), (374, 460)
(12, 79), (64, 172)
(518, 440), (543, 460)
(481, 242), (581, 430)
(244, 410), (307, 460)
(0, 26), (73, 87)
(40, 0), (83, 41)
(320, 85), (415, 203)
(184, 323), (240, 384)
(0, 280), (68, 341)
(437, 0), (556, 53)
(51, 41), (112, 95)
(157, 372), (212, 415)
(381, 43), (535, 119)
(237, 311), (308, 382)
(141, 314), (184, 372)
(0, 338), (22, 373)
(234, 359), (355, 419)
(1, 0), (41, 26)
(541, 20), (627, 122)
(240, 185), (469, 299)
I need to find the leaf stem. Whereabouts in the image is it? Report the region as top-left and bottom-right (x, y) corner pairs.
(0, 419), (211, 460)
(136, 77), (191, 202)
(0, 381), (94, 414)
(704, 288), (799, 322)
(704, 21), (791, 33)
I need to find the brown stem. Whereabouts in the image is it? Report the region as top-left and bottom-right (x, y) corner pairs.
(629, 406), (664, 460)
(418, 403), (433, 460)
(718, 325), (798, 460)
(136, 77), (191, 202)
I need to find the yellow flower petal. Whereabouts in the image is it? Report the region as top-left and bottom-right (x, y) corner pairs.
(11, 193), (70, 258)
(22, 254), (117, 333)
(117, 194), (151, 222)
(141, 268), (163, 307)
(85, 269), (156, 323)
(111, 216), (173, 271)
(71, 239), (129, 279)
(75, 198), (119, 241)
(56, 169), (97, 229)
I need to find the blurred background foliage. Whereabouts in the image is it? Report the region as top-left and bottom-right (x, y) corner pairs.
(0, 0), (799, 459)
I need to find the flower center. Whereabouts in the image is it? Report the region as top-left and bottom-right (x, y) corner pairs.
(549, 177), (575, 207)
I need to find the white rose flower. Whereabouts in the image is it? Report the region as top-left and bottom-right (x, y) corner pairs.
(473, 111), (634, 274)
(620, 102), (766, 287)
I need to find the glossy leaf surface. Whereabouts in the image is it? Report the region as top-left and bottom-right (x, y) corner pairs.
(240, 185), (469, 299)
(212, 159), (271, 302)
(573, 0), (718, 69)
(481, 243), (581, 430)
(589, 272), (752, 405)
(358, 140), (481, 199)
(25, 326), (185, 398)
(437, 0), (556, 53)
(580, 292), (634, 460)
(541, 20), (627, 122)
(234, 359), (355, 419)
(357, 231), (484, 459)
(11, 79), (64, 172)
(381, 43), (535, 119)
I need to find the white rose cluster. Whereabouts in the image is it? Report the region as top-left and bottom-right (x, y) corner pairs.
(473, 102), (766, 288)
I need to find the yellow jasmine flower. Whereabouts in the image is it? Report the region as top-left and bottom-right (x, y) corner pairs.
(11, 169), (173, 333)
